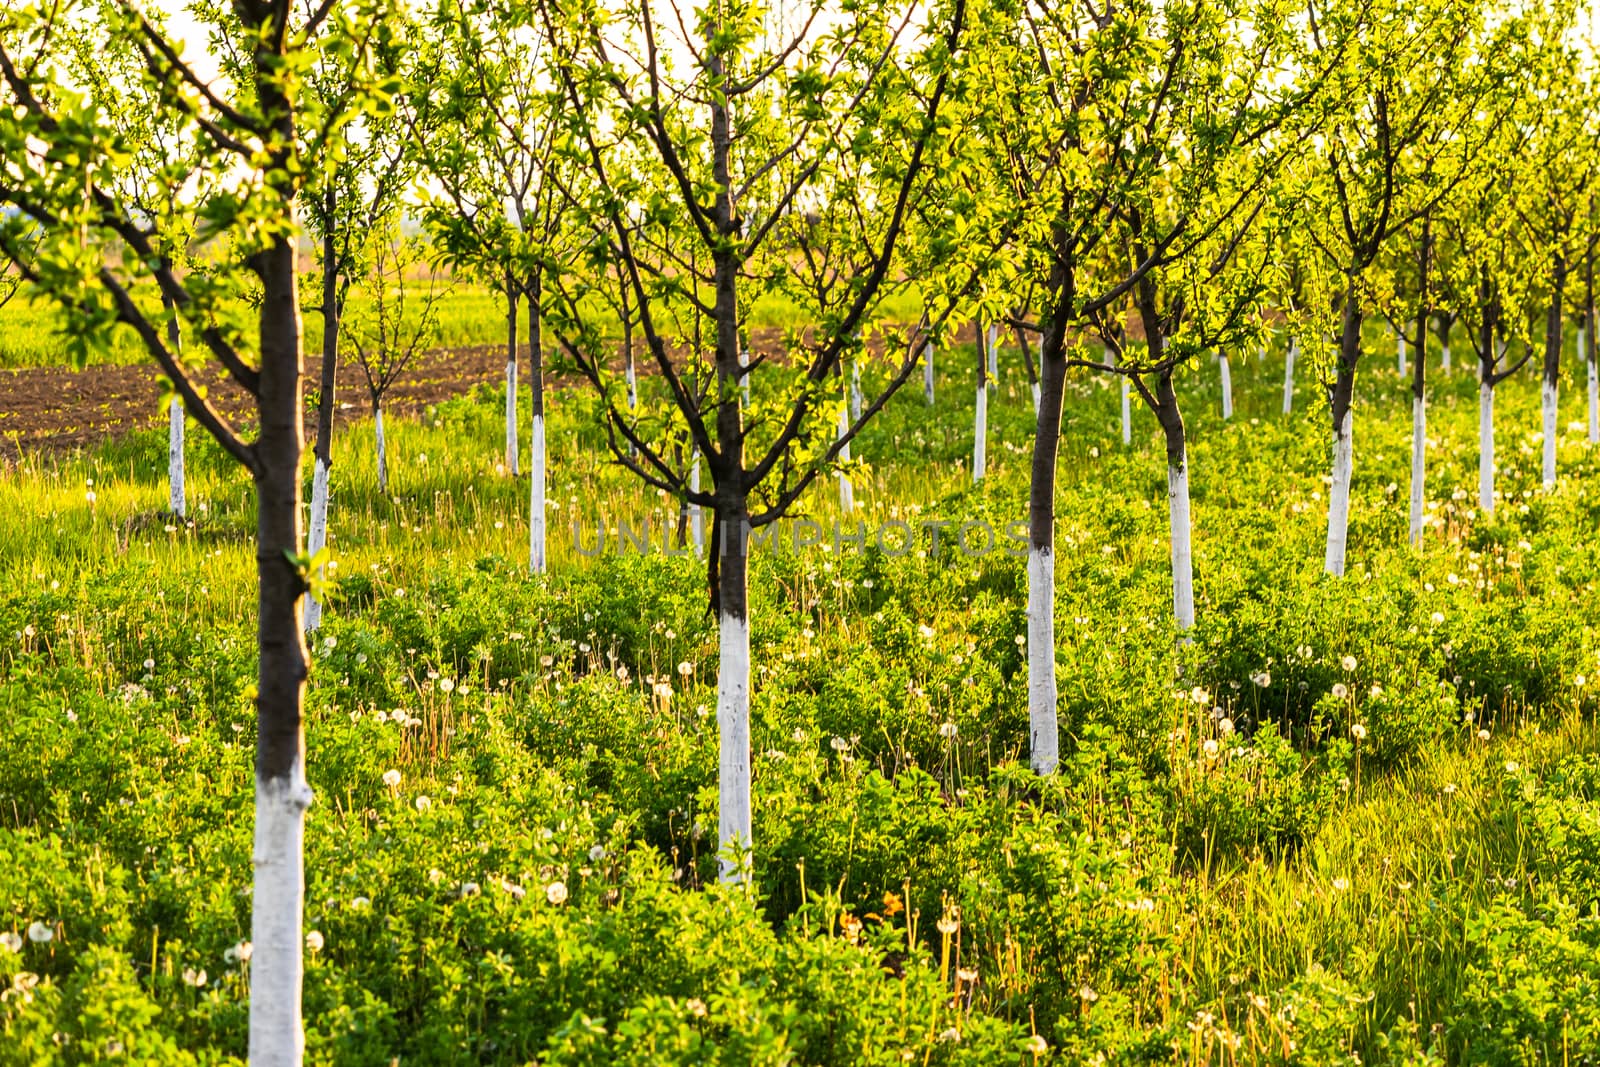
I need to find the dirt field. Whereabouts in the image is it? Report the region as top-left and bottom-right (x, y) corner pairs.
(0, 323), (974, 464)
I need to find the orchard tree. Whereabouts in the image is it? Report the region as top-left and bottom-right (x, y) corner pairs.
(411, 0), (568, 571)
(540, 0), (966, 881)
(1291, 0), (1509, 576)
(301, 25), (414, 631)
(965, 0), (1314, 767)
(66, 10), (207, 518)
(1511, 18), (1599, 488)
(347, 222), (447, 492)
(0, 1), (396, 1061)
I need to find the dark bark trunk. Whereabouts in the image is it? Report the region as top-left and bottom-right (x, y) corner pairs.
(1014, 319), (1038, 387)
(1028, 336), (1066, 555)
(527, 270), (545, 419)
(1412, 220), (1431, 403)
(1329, 286), (1362, 433)
(1544, 251), (1567, 389)
(313, 196), (340, 468)
(255, 232), (309, 783)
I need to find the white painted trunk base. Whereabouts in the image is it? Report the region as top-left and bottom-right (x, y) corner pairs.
(168, 398), (186, 516)
(1587, 332), (1598, 444)
(850, 360), (862, 423)
(1397, 329), (1407, 377)
(1441, 342), (1451, 374)
(1479, 382), (1495, 515)
(716, 611), (752, 883)
(1107, 346), (1131, 444)
(836, 404), (854, 513)
(1030, 381), (1040, 417)
(972, 383), (987, 482)
(1219, 355), (1233, 420)
(985, 324), (998, 388)
(1283, 338), (1297, 415)
(1026, 547), (1058, 775)
(626, 359), (638, 410)
(740, 350), (751, 409)
(1408, 394), (1426, 547)
(1324, 409), (1353, 577)
(530, 415), (547, 573)
(303, 457), (330, 633)
(689, 451), (704, 554)
(504, 361), (518, 475)
(1542, 377), (1558, 488)
(374, 406), (388, 494)
(1168, 458), (1195, 629)
(923, 341), (935, 406)
(249, 763), (313, 1067)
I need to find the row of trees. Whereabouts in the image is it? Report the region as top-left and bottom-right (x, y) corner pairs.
(2, 0), (1597, 1060)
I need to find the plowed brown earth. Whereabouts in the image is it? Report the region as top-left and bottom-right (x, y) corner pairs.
(0, 322), (989, 464)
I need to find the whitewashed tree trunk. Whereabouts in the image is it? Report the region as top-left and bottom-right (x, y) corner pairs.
(1586, 329), (1597, 443)
(923, 340), (935, 406)
(1479, 381), (1495, 515)
(168, 398), (186, 516)
(690, 451), (705, 553)
(1542, 376), (1558, 488)
(626, 359), (638, 411)
(1218, 354), (1233, 420)
(249, 762), (312, 1067)
(836, 402), (854, 513)
(1107, 345), (1131, 444)
(1397, 327), (1407, 377)
(529, 415), (547, 573)
(739, 349), (750, 409)
(374, 404), (388, 494)
(1441, 340), (1451, 373)
(1283, 337), (1297, 415)
(303, 457), (330, 632)
(1324, 409), (1353, 576)
(1030, 381), (1040, 415)
(1169, 453), (1195, 629)
(972, 381), (987, 482)
(716, 610), (751, 882)
(1026, 547), (1056, 774)
(1408, 393), (1426, 547)
(504, 360), (518, 475)
(850, 359), (862, 423)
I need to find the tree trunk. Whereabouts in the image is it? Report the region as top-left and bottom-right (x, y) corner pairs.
(505, 279), (519, 476)
(972, 337), (987, 482)
(923, 339), (935, 406)
(1586, 249), (1596, 444)
(528, 274), (547, 574)
(836, 373), (855, 511)
(1396, 324), (1407, 377)
(304, 228), (340, 632)
(1282, 335), (1297, 415)
(374, 401), (388, 494)
(1218, 352), (1233, 420)
(1026, 334), (1066, 776)
(849, 357), (862, 423)
(1015, 320), (1040, 415)
(1152, 373), (1194, 630)
(1408, 225), (1432, 549)
(249, 231), (312, 1067)
(690, 450), (705, 553)
(1324, 290), (1361, 577)
(1479, 379), (1495, 515)
(1435, 313), (1452, 373)
(985, 320), (998, 389)
(1542, 253), (1567, 489)
(162, 291), (187, 517)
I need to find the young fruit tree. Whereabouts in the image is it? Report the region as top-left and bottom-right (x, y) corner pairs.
(1290, 0), (1509, 576)
(0, 2), (395, 1061)
(540, 0), (966, 881)
(966, 0), (1307, 768)
(411, 0), (568, 573)
(347, 224), (447, 493)
(301, 40), (414, 632)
